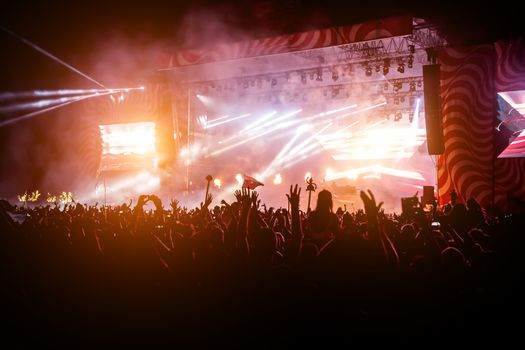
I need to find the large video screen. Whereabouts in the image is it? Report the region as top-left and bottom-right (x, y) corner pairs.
(99, 122), (156, 171)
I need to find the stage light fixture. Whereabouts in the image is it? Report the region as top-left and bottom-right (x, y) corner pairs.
(332, 71), (339, 81)
(409, 82), (416, 92)
(397, 63), (405, 73)
(384, 82), (389, 90)
(301, 72), (307, 84)
(394, 96), (399, 105)
(316, 70), (323, 81)
(407, 55), (414, 68)
(383, 66), (389, 75)
(409, 44), (415, 54)
(375, 65), (381, 73)
(365, 65), (372, 77)
(417, 80), (422, 87)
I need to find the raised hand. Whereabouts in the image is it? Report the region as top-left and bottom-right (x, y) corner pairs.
(286, 184), (301, 208)
(137, 194), (149, 206)
(202, 193), (213, 209)
(240, 188), (251, 208)
(250, 191), (259, 209)
(148, 194), (163, 210)
(170, 198), (179, 212)
(234, 190), (242, 203)
(360, 190), (383, 216)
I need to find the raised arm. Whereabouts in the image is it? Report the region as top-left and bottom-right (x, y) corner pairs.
(286, 184), (303, 254)
(360, 190), (398, 266)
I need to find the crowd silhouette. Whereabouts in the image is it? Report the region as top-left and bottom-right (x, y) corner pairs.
(1, 185), (523, 346)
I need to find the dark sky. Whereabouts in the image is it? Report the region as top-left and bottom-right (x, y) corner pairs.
(1, 0), (523, 90)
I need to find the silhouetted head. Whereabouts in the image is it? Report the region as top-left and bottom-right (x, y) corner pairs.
(441, 246), (467, 269)
(342, 212), (353, 228)
(316, 189), (333, 213)
(466, 197), (481, 212)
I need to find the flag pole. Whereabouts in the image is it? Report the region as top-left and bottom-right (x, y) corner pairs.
(305, 176), (317, 214)
(205, 175), (213, 202)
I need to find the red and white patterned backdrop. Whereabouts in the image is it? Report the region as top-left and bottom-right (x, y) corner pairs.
(167, 17), (412, 67)
(438, 38), (525, 209)
(438, 45), (496, 207)
(494, 39), (525, 208)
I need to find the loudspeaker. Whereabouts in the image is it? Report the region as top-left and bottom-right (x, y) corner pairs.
(423, 64), (445, 155)
(422, 185), (435, 205)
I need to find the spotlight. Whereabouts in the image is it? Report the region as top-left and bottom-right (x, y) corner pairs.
(417, 80), (422, 87)
(383, 66), (389, 75)
(409, 82), (416, 92)
(316, 70), (323, 81)
(375, 65), (381, 73)
(332, 71), (339, 81)
(365, 65), (372, 77)
(397, 63), (405, 73)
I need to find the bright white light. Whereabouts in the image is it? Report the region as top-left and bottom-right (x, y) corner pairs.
(298, 123), (312, 132)
(191, 143), (200, 155)
(251, 109), (302, 132)
(139, 86), (145, 90)
(213, 178), (222, 189)
(273, 174), (282, 185)
(206, 113), (251, 129)
(195, 94), (213, 105)
(99, 122), (156, 155)
(235, 173), (243, 185)
(325, 104), (358, 115)
(243, 110), (277, 131)
(304, 172), (312, 182)
(325, 168), (334, 178)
